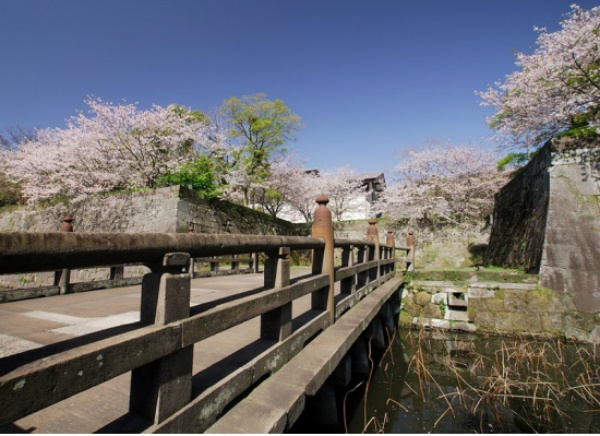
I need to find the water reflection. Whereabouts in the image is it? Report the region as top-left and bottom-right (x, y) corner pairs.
(344, 328), (600, 433)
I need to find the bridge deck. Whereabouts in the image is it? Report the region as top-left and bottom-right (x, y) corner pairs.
(0, 269), (323, 434)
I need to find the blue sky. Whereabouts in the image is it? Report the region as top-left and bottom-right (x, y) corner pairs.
(2, 0), (599, 177)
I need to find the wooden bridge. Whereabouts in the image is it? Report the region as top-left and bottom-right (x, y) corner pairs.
(0, 197), (411, 433)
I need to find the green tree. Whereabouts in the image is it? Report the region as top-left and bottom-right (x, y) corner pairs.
(157, 155), (220, 198)
(219, 93), (302, 206)
(0, 172), (23, 207)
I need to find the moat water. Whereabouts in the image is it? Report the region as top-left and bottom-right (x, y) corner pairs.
(293, 328), (600, 433)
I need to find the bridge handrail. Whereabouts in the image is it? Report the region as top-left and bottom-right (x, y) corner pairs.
(0, 197), (414, 432)
(0, 246), (392, 428)
(0, 272), (335, 425)
(0, 233), (325, 274)
(334, 237), (401, 251)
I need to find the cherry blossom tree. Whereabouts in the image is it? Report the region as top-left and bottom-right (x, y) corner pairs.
(383, 141), (508, 225)
(478, 4), (600, 152)
(255, 160), (366, 222)
(318, 166), (364, 221)
(280, 168), (323, 222)
(247, 153), (322, 220)
(2, 98), (222, 203)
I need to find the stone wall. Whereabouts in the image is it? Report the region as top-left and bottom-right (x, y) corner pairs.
(540, 141), (600, 312)
(401, 278), (600, 343)
(485, 145), (551, 272)
(0, 186), (305, 291)
(0, 185), (303, 236)
(486, 137), (600, 313)
(335, 219), (490, 270)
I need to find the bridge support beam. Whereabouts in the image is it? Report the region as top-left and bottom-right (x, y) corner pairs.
(349, 337), (369, 378)
(308, 381), (339, 427)
(130, 252), (193, 425)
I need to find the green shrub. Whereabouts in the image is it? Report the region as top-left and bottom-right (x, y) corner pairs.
(0, 172), (23, 207)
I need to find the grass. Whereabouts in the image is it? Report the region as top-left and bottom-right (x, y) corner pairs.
(408, 267), (538, 284)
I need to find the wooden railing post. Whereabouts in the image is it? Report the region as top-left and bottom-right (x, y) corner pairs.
(311, 195), (335, 324)
(356, 245), (367, 289)
(231, 254), (239, 273)
(261, 247), (292, 341)
(406, 231), (416, 271)
(366, 219), (380, 282)
(210, 256), (219, 274)
(340, 245), (356, 295)
(385, 229), (395, 275)
(188, 224), (196, 278)
(54, 215), (73, 294)
(109, 265), (124, 281)
(130, 252), (192, 424)
(253, 252), (260, 273)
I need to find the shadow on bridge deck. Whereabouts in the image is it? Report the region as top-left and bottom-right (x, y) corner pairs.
(0, 269), (329, 434)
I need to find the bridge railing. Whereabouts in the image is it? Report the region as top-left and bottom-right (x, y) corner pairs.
(0, 196), (410, 433)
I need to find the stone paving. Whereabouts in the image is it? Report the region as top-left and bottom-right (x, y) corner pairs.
(0, 269), (315, 433)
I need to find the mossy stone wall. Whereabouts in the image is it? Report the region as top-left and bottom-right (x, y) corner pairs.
(486, 137), (600, 314)
(0, 185), (304, 236)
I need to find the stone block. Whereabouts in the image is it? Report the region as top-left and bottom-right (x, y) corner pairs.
(430, 318), (451, 329)
(468, 287), (496, 299)
(473, 311), (495, 329)
(415, 291), (431, 306)
(565, 327), (590, 342)
(495, 311), (530, 333)
(432, 292), (447, 305)
(445, 309), (468, 322)
(527, 314), (543, 333)
(451, 321), (477, 332)
(502, 290), (527, 312)
(470, 296), (503, 312)
(404, 303), (422, 316)
(590, 325), (600, 344)
(423, 303), (442, 319)
(541, 313), (563, 332)
(564, 312), (598, 332)
(447, 291), (467, 307)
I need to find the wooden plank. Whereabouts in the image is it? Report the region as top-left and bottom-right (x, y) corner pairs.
(0, 286), (60, 303)
(0, 233), (324, 274)
(149, 311), (330, 434)
(180, 275), (330, 347)
(0, 325), (181, 426)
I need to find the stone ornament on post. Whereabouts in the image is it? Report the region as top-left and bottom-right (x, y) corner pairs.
(385, 229), (395, 247)
(366, 218), (378, 243)
(59, 215), (74, 232)
(311, 195), (335, 324)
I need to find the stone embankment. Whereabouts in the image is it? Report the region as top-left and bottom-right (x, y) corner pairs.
(400, 270), (600, 343)
(486, 137), (600, 313)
